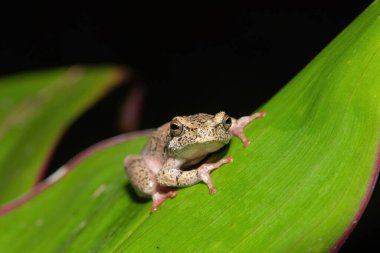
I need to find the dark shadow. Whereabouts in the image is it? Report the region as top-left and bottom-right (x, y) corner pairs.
(217, 144), (230, 159)
(124, 182), (150, 204)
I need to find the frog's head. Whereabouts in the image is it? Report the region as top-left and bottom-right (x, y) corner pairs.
(166, 111), (232, 159)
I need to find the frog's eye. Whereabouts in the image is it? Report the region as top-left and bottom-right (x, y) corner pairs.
(170, 122), (183, 137)
(222, 116), (232, 130)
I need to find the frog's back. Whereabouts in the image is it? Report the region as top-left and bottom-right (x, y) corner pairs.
(142, 122), (170, 160)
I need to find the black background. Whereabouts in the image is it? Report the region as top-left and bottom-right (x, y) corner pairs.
(0, 0), (377, 252)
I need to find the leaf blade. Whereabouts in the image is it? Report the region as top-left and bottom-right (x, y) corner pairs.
(0, 66), (126, 204)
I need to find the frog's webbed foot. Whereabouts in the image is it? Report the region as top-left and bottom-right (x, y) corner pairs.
(230, 112), (266, 147)
(197, 156), (233, 194)
(151, 190), (176, 213)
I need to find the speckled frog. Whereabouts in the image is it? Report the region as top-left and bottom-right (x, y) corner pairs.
(124, 111), (266, 212)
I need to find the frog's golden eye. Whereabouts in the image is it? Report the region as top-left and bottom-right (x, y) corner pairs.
(222, 115), (232, 130)
(170, 122), (183, 137)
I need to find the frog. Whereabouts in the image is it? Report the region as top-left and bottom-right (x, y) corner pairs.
(124, 111), (266, 212)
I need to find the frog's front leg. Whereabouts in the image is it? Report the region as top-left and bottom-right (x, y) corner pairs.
(231, 111), (266, 147)
(157, 156), (233, 194)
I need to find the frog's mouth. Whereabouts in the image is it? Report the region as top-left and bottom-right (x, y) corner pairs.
(173, 140), (228, 160)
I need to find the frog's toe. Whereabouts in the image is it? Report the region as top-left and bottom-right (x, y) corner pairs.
(209, 186), (217, 195)
(150, 190), (177, 213)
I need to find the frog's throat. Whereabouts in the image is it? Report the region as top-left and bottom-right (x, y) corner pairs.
(169, 140), (228, 160)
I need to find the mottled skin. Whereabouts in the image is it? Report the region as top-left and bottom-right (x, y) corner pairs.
(125, 111), (266, 212)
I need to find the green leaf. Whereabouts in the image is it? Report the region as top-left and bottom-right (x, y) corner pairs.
(0, 66), (125, 204)
(1, 1), (380, 253)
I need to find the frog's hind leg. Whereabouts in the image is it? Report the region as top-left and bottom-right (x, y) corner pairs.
(125, 155), (176, 212)
(151, 190), (176, 213)
(124, 155), (155, 197)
